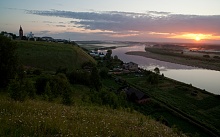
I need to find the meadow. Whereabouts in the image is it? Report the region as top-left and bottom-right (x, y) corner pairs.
(0, 93), (185, 137)
(15, 40), (96, 71)
(120, 73), (220, 136)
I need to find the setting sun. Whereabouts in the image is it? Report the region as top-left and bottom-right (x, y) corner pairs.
(195, 35), (201, 41)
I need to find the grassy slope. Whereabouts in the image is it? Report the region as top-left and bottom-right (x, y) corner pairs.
(122, 74), (220, 136)
(16, 41), (96, 71)
(0, 94), (184, 137)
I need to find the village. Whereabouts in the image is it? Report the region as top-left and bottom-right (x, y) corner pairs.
(1, 26), (72, 44)
(89, 48), (153, 105)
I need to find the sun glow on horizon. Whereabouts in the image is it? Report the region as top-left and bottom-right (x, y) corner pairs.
(169, 33), (220, 42)
(195, 35), (201, 41)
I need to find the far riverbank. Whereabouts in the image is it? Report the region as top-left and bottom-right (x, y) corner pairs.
(126, 51), (220, 71)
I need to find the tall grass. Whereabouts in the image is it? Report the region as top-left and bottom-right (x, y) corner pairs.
(0, 95), (185, 137)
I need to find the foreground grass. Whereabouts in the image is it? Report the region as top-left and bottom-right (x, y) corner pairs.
(0, 95), (184, 137)
(16, 41), (96, 71)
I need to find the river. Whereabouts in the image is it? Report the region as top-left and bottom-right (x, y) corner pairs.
(80, 42), (220, 95)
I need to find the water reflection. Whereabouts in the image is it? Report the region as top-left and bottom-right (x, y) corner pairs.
(94, 44), (220, 95)
(109, 45), (220, 95)
(110, 46), (196, 70)
(162, 69), (220, 95)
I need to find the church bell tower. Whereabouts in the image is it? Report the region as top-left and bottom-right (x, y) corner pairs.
(19, 25), (23, 39)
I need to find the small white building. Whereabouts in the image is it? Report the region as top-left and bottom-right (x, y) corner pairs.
(27, 32), (34, 38)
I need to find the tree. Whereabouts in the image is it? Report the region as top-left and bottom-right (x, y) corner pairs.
(154, 67), (160, 74)
(90, 67), (102, 91)
(0, 35), (18, 88)
(114, 55), (118, 60)
(105, 50), (112, 60)
(147, 73), (159, 85)
(99, 67), (109, 79)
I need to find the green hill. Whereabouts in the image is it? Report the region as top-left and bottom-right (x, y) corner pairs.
(0, 94), (184, 137)
(0, 39), (186, 136)
(15, 41), (96, 71)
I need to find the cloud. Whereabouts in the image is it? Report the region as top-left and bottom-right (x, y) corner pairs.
(56, 25), (66, 27)
(43, 21), (54, 23)
(34, 30), (51, 36)
(26, 10), (220, 41)
(27, 10), (220, 32)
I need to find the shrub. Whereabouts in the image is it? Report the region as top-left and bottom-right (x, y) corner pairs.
(35, 74), (51, 95)
(56, 66), (67, 75)
(90, 67), (102, 91)
(62, 87), (73, 106)
(67, 70), (90, 85)
(147, 73), (159, 85)
(24, 79), (36, 99)
(0, 35), (18, 87)
(8, 79), (30, 101)
(213, 56), (220, 59)
(50, 73), (71, 97)
(203, 55), (210, 58)
(33, 69), (42, 75)
(99, 67), (109, 79)
(43, 82), (53, 101)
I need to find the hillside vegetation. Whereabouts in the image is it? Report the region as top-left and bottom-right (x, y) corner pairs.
(0, 95), (184, 137)
(16, 41), (96, 71)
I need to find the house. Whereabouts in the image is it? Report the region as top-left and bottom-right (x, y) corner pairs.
(122, 87), (150, 104)
(42, 36), (54, 42)
(3, 33), (12, 39)
(123, 62), (138, 71)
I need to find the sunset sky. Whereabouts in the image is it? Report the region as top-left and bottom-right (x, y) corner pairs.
(1, 0), (220, 43)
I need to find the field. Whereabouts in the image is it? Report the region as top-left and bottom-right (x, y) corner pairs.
(120, 73), (220, 136)
(16, 41), (96, 71)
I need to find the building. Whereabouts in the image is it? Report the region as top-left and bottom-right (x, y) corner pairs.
(42, 37), (54, 42)
(27, 32), (34, 39)
(122, 87), (150, 104)
(19, 25), (23, 39)
(3, 33), (12, 39)
(123, 62), (138, 71)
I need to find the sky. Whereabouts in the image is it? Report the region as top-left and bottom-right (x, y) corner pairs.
(1, 0), (220, 43)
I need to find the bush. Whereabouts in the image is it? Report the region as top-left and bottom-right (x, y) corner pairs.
(67, 70), (90, 85)
(33, 69), (42, 75)
(90, 67), (102, 91)
(0, 35), (18, 87)
(99, 67), (109, 79)
(8, 79), (27, 101)
(35, 74), (51, 95)
(203, 55), (210, 58)
(35, 73), (73, 102)
(88, 89), (127, 109)
(147, 73), (159, 85)
(213, 56), (220, 59)
(43, 82), (53, 101)
(49, 73), (71, 97)
(56, 66), (67, 75)
(24, 79), (36, 99)
(62, 87), (73, 106)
